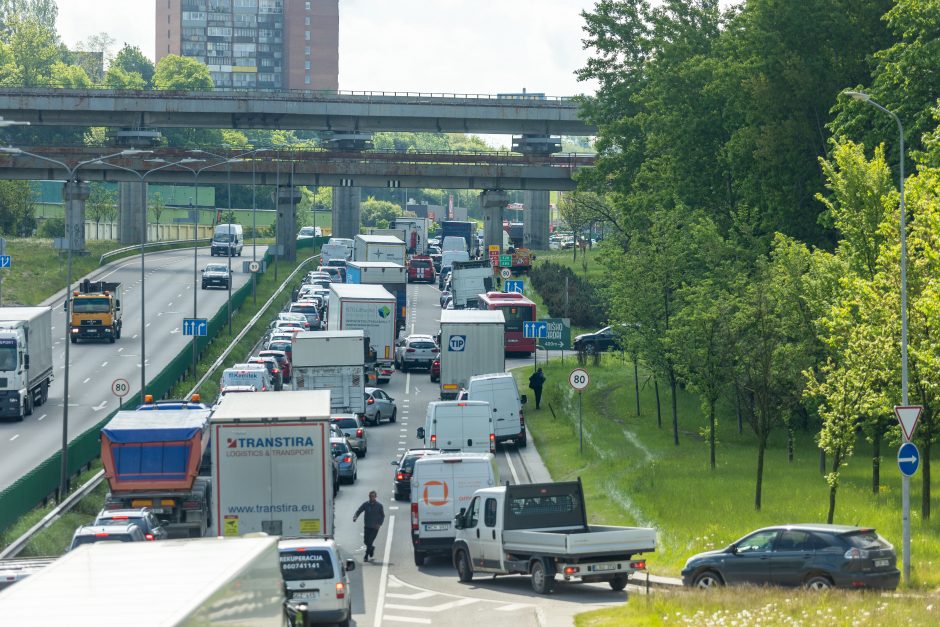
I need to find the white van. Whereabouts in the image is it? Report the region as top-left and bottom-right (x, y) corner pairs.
(325, 237), (354, 261)
(442, 235), (466, 253)
(410, 452), (499, 564)
(220, 365), (271, 392)
(279, 537), (355, 625)
(211, 223), (244, 257)
(460, 372), (528, 447)
(441, 249), (470, 272)
(416, 401), (494, 454)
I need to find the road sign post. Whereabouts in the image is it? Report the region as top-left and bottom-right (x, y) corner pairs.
(112, 378), (129, 410)
(569, 368), (589, 453)
(895, 404), (922, 583)
(524, 321), (547, 370)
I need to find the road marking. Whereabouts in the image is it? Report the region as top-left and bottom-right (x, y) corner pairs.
(171, 328), (180, 334)
(503, 449), (520, 484)
(100, 361), (108, 367)
(496, 603), (530, 612)
(383, 617), (431, 625)
(92, 401), (108, 411)
(373, 515), (395, 627)
(400, 428), (407, 431)
(168, 302), (173, 308)
(385, 598), (478, 612)
(414, 386), (421, 395)
(118, 347), (124, 352)
(388, 506), (399, 511)
(145, 323), (150, 328)
(132, 334), (138, 339)
(405, 373), (411, 394)
(9, 434), (19, 442)
(82, 377), (90, 384)
(386, 590), (436, 600)
(398, 447), (405, 451)
(38, 414), (46, 421)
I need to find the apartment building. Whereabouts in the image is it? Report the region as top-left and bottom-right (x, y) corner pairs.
(155, 0), (339, 90)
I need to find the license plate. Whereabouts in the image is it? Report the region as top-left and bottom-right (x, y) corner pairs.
(875, 559), (890, 567)
(592, 564), (616, 571)
(131, 499), (153, 507)
(424, 523), (448, 531)
(292, 591), (319, 599)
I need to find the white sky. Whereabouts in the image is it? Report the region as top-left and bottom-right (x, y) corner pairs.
(54, 0), (598, 97)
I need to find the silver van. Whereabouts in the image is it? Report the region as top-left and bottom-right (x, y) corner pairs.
(211, 223), (244, 257)
(279, 538), (355, 625)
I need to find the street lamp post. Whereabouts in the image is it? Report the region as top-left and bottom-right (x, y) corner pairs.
(0, 146), (151, 501)
(846, 90), (909, 583)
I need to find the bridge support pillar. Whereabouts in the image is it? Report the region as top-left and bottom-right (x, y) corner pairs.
(62, 181), (90, 254)
(332, 187), (361, 239)
(523, 190), (550, 249)
(480, 189), (509, 254)
(276, 185), (302, 262)
(118, 181), (146, 245)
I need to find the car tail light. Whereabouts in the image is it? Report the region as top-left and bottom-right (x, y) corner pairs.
(430, 434), (437, 444)
(335, 581), (346, 599)
(145, 533), (155, 541)
(631, 560), (646, 570)
(95, 533), (110, 537)
(564, 566), (580, 575)
(111, 515), (128, 520)
(262, 386), (267, 391)
(356, 428), (363, 437)
(272, 368), (279, 374)
(406, 348), (416, 353)
(844, 548), (870, 559)
(396, 472), (406, 481)
(343, 455), (352, 463)
(411, 502), (419, 530)
(367, 397), (374, 405)
(490, 433), (496, 452)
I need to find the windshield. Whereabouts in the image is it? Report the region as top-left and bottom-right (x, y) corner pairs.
(71, 533), (135, 548)
(0, 344), (17, 371)
(411, 260), (431, 268)
(299, 228), (315, 236)
(409, 341), (436, 350)
(333, 418), (358, 429)
(500, 305), (535, 332)
(280, 550), (335, 581)
(331, 441), (350, 456)
(213, 233), (235, 243)
(843, 531), (892, 550)
(72, 297), (111, 314)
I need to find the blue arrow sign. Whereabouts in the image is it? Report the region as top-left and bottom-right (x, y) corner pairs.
(183, 318), (208, 337)
(505, 280), (524, 294)
(898, 442), (920, 477)
(523, 321), (547, 339)
(0, 255), (10, 268)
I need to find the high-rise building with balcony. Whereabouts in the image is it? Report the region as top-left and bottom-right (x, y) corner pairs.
(155, 0), (338, 91)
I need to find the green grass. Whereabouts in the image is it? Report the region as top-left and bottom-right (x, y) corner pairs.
(34, 205), (334, 232)
(0, 238), (122, 306)
(514, 355), (940, 589)
(575, 587), (940, 626)
(534, 246), (608, 283)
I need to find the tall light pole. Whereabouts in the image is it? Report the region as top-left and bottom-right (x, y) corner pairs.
(846, 89), (910, 583)
(0, 146), (150, 501)
(100, 157), (204, 398)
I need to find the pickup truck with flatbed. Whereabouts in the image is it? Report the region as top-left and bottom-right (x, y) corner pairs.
(451, 480), (655, 594)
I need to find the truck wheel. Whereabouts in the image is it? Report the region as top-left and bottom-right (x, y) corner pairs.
(455, 550), (473, 582)
(373, 413), (381, 426)
(530, 559), (555, 594)
(359, 447), (367, 459)
(108, 335), (116, 344)
(40, 382), (48, 405)
(517, 433), (527, 448)
(116, 326), (121, 339)
(70, 336), (77, 343)
(414, 551), (426, 567)
(609, 575), (629, 591)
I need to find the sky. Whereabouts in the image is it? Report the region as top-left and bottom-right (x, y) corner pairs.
(55, 0), (599, 97)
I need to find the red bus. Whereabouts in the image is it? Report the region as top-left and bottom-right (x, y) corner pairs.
(477, 292), (537, 355)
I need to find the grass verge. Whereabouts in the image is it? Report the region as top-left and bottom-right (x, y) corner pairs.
(513, 355), (940, 588)
(575, 587), (940, 626)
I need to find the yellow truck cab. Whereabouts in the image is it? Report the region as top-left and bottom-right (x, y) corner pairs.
(67, 279), (122, 344)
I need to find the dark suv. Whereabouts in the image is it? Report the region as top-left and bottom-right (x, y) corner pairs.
(573, 326), (620, 354)
(391, 448), (441, 501)
(681, 524), (900, 590)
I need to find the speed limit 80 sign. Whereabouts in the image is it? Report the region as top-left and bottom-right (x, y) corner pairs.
(569, 368), (589, 391)
(111, 378), (130, 398)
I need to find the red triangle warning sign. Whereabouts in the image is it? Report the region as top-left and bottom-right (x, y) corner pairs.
(895, 406), (923, 442)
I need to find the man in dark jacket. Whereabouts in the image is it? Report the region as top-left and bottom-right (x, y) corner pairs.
(353, 490), (385, 562)
(528, 367), (546, 409)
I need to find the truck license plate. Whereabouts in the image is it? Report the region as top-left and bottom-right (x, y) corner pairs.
(424, 523), (448, 531)
(292, 591), (319, 599)
(592, 564), (616, 571)
(875, 559), (890, 567)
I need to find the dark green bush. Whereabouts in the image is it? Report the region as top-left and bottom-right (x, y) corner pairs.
(530, 261), (606, 327)
(38, 218), (65, 238)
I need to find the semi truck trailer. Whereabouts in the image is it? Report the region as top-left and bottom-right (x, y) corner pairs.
(0, 307), (53, 420)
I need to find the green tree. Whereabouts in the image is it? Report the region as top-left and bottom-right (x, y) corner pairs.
(49, 60), (90, 87)
(152, 54), (213, 90)
(361, 197), (403, 228)
(110, 44), (154, 86)
(0, 0), (57, 39)
(86, 183), (117, 239)
(0, 179), (35, 236)
(104, 65), (146, 89)
(1, 15), (60, 85)
(149, 191), (166, 225)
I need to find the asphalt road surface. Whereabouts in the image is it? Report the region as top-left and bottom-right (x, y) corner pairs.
(0, 246), (268, 494)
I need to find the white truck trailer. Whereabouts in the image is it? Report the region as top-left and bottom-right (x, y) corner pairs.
(394, 216), (431, 255)
(439, 309), (505, 399)
(345, 261), (407, 333)
(328, 283), (397, 383)
(211, 390), (334, 538)
(292, 330), (368, 416)
(0, 536), (286, 626)
(0, 307), (53, 420)
(353, 234), (406, 265)
(449, 260), (495, 309)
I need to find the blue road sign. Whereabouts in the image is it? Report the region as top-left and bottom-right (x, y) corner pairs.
(505, 280), (524, 294)
(183, 318), (208, 337)
(523, 321), (548, 339)
(0, 255), (10, 268)
(898, 442), (920, 477)
(448, 335), (466, 352)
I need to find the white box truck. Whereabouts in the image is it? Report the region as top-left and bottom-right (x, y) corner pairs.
(328, 283), (397, 383)
(0, 537), (286, 626)
(394, 216), (431, 255)
(450, 260), (495, 309)
(439, 309), (505, 399)
(292, 330), (367, 416)
(354, 234), (406, 265)
(346, 261), (407, 333)
(211, 390), (334, 538)
(0, 307), (53, 420)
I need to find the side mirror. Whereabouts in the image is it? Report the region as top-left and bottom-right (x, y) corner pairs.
(416, 427), (425, 440)
(729, 545), (738, 554)
(24, 354), (30, 369)
(201, 269), (205, 273)
(345, 558), (356, 572)
(391, 460), (399, 465)
(453, 515), (464, 530)
(63, 301), (68, 312)
(116, 300), (121, 310)
(520, 395), (527, 405)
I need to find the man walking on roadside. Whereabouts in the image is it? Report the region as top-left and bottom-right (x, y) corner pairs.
(529, 367), (546, 410)
(353, 490), (385, 562)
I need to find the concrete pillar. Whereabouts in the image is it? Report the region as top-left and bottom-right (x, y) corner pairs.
(331, 187), (361, 239)
(118, 181), (146, 245)
(523, 190), (550, 249)
(480, 189), (509, 253)
(276, 185), (302, 262)
(62, 181), (89, 254)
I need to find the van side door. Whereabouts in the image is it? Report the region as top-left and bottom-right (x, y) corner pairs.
(463, 497), (487, 569)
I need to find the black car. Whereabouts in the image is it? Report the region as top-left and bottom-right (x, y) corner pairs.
(573, 326), (620, 354)
(681, 524), (900, 590)
(390, 448), (441, 501)
(201, 263), (231, 289)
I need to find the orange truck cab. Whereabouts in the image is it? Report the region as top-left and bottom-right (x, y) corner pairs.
(67, 279), (123, 344)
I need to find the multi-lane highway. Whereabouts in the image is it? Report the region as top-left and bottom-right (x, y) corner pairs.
(0, 246), (267, 494)
(325, 281), (633, 627)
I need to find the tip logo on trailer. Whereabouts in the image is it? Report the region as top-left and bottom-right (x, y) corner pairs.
(448, 335), (467, 352)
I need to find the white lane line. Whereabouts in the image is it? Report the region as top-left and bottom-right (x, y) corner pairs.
(132, 334), (138, 339)
(82, 377), (90, 384)
(405, 373), (411, 395)
(9, 434), (19, 442)
(92, 401), (108, 411)
(118, 347), (124, 352)
(383, 617), (431, 625)
(386, 590), (436, 600)
(399, 428), (407, 432)
(373, 515), (395, 627)
(145, 323), (150, 327)
(503, 449), (520, 484)
(170, 328), (180, 334)
(385, 598), (478, 612)
(38, 414), (46, 421)
(100, 361), (108, 367)
(496, 603), (530, 612)
(397, 447), (405, 451)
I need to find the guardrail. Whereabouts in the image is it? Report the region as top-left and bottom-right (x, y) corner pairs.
(99, 239), (211, 264)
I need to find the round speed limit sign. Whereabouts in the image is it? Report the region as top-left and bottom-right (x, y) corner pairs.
(111, 378), (130, 398)
(500, 268), (512, 280)
(569, 368), (589, 392)
(248, 260), (261, 273)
